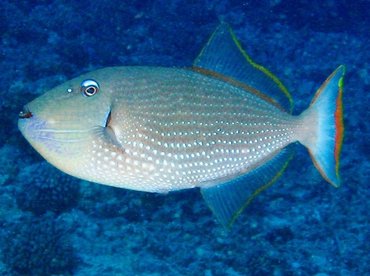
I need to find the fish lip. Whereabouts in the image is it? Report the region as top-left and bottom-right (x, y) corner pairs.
(18, 105), (33, 119)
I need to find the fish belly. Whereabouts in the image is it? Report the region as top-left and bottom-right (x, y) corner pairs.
(107, 67), (296, 192)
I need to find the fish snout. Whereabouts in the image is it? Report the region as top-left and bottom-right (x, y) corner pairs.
(18, 105), (33, 119)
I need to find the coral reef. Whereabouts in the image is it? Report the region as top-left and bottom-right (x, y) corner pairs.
(15, 162), (80, 215)
(1, 214), (76, 276)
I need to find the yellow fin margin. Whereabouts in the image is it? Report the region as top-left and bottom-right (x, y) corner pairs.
(227, 25), (294, 114)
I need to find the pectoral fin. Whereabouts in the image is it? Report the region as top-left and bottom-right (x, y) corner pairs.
(92, 124), (125, 155)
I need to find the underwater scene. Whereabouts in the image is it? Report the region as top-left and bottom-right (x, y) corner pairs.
(0, 0), (369, 275)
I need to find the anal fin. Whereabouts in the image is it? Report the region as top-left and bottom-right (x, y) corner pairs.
(201, 144), (295, 228)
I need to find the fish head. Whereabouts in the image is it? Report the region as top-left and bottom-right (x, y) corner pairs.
(18, 69), (113, 179)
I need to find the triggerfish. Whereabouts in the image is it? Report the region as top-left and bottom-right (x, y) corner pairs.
(18, 23), (345, 227)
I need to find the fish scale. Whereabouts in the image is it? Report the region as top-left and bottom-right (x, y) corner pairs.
(88, 67), (295, 192)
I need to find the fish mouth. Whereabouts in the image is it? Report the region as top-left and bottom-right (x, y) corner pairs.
(19, 105), (33, 119)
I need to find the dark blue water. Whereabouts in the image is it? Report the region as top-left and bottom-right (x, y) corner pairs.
(0, 1), (369, 275)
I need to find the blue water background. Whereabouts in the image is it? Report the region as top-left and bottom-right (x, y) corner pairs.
(0, 1), (369, 275)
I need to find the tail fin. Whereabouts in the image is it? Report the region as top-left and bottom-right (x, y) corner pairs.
(298, 66), (345, 187)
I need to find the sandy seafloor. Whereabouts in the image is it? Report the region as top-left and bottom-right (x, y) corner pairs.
(0, 1), (369, 275)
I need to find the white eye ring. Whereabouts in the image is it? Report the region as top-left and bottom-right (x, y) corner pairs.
(81, 79), (100, 97)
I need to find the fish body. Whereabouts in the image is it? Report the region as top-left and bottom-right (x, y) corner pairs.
(18, 24), (345, 226)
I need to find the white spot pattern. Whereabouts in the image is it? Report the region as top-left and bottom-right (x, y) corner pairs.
(81, 67), (296, 193)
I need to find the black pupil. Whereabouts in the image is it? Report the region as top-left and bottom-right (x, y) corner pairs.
(86, 86), (96, 95)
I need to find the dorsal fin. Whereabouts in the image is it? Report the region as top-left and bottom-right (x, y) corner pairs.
(194, 23), (293, 114)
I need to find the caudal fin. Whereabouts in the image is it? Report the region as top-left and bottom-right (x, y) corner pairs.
(298, 66), (345, 187)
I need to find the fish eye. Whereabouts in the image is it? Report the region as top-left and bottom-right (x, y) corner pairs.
(81, 79), (100, 97)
